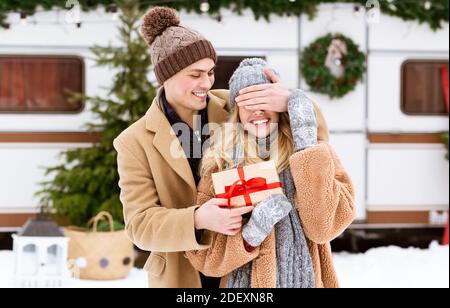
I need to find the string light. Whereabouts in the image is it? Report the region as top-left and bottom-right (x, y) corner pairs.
(424, 1), (432, 11)
(353, 5), (361, 17)
(108, 4), (119, 20)
(200, 0), (210, 13)
(20, 11), (27, 26)
(286, 11), (294, 23)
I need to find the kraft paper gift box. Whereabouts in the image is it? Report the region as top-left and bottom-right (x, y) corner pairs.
(212, 160), (284, 208)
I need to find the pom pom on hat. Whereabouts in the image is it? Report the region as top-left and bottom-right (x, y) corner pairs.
(140, 6), (217, 84)
(141, 7), (180, 45)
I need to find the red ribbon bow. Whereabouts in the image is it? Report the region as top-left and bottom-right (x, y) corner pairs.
(215, 166), (282, 208)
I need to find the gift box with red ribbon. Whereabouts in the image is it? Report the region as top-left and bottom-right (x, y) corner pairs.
(212, 160), (283, 208)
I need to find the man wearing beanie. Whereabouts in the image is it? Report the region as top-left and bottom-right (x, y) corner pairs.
(113, 7), (327, 288)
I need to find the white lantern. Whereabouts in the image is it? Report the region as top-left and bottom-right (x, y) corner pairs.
(12, 215), (69, 288)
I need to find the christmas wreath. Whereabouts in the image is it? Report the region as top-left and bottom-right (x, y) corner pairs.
(301, 33), (366, 98)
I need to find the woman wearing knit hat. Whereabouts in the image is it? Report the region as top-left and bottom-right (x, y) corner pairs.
(114, 7), (332, 288)
(185, 58), (356, 288)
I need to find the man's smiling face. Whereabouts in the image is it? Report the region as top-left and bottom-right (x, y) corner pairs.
(163, 58), (216, 112)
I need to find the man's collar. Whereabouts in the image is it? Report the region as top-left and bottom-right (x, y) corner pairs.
(145, 86), (229, 133)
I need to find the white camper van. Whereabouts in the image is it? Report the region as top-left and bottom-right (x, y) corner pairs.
(0, 4), (448, 232)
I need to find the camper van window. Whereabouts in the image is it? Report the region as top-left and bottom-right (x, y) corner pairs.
(0, 55), (84, 113)
(401, 60), (449, 116)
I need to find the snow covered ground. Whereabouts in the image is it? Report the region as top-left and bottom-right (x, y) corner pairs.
(0, 242), (448, 288)
(0, 250), (147, 288)
(333, 241), (449, 288)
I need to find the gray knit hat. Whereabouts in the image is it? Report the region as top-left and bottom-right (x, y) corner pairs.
(229, 58), (280, 113)
(141, 7), (217, 84)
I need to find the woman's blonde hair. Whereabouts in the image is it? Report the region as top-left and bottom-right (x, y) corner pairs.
(201, 107), (294, 175)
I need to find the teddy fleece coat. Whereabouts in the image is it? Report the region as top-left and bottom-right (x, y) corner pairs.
(186, 142), (356, 288)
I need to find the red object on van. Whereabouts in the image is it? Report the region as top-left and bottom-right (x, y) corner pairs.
(443, 219), (449, 245)
(441, 64), (449, 112)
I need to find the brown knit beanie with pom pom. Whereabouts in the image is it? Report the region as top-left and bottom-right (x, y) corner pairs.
(141, 7), (217, 84)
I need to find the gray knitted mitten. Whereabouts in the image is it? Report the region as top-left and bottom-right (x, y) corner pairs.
(242, 194), (292, 247)
(288, 89), (318, 151)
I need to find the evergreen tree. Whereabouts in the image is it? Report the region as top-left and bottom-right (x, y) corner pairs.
(37, 0), (156, 229)
(443, 133), (449, 161)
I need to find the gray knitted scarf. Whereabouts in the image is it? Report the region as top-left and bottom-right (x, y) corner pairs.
(226, 135), (315, 288)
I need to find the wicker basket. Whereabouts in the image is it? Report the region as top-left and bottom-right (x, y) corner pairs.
(64, 211), (134, 280)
